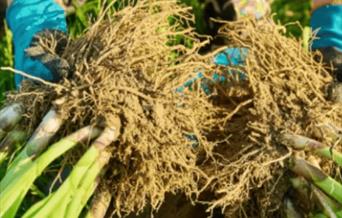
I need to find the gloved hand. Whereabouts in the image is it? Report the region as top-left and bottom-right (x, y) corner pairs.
(1, 0), (71, 153)
(25, 29), (71, 82)
(311, 4), (342, 82)
(6, 0), (69, 87)
(176, 47), (248, 95)
(0, 2), (118, 218)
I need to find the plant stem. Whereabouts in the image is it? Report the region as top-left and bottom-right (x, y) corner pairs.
(6, 108), (64, 173)
(25, 146), (100, 218)
(0, 126), (100, 218)
(290, 158), (342, 205)
(312, 186), (339, 218)
(291, 177), (342, 214)
(85, 185), (112, 218)
(284, 197), (302, 218)
(282, 133), (342, 167)
(25, 109), (64, 157)
(0, 130), (26, 164)
(0, 104), (23, 141)
(25, 125), (119, 218)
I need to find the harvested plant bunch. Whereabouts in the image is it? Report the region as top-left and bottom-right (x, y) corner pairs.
(2, 0), (228, 216)
(2, 2), (342, 218)
(282, 133), (342, 217)
(197, 18), (342, 217)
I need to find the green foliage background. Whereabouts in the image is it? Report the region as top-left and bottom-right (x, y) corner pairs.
(271, 0), (311, 37)
(0, 23), (14, 102)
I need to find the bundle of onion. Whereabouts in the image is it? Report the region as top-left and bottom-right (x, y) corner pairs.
(282, 134), (342, 217)
(0, 0), (228, 217)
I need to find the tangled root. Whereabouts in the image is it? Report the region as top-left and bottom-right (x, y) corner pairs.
(202, 18), (342, 217)
(7, 1), (342, 217)
(58, 1), (226, 215)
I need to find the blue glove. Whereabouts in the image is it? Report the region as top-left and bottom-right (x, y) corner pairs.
(311, 5), (342, 82)
(176, 48), (248, 94)
(6, 0), (67, 87)
(179, 48), (248, 148)
(311, 5), (342, 51)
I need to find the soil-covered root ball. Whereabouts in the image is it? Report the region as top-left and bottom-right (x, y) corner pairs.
(200, 18), (342, 217)
(8, 0), (228, 216)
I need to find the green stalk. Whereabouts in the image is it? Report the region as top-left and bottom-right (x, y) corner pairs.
(85, 185), (112, 218)
(20, 195), (53, 217)
(2, 109), (64, 189)
(0, 126), (100, 218)
(290, 158), (342, 205)
(65, 127), (118, 218)
(291, 177), (342, 214)
(64, 157), (103, 217)
(284, 197), (302, 218)
(0, 130), (26, 164)
(282, 133), (342, 167)
(312, 186), (339, 218)
(25, 109), (64, 157)
(0, 152), (6, 165)
(5, 191), (27, 218)
(290, 177), (310, 200)
(311, 211), (342, 218)
(25, 126), (119, 218)
(8, 109), (64, 170)
(302, 26), (311, 52)
(0, 104), (23, 141)
(311, 214), (328, 218)
(65, 151), (111, 218)
(23, 146), (100, 218)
